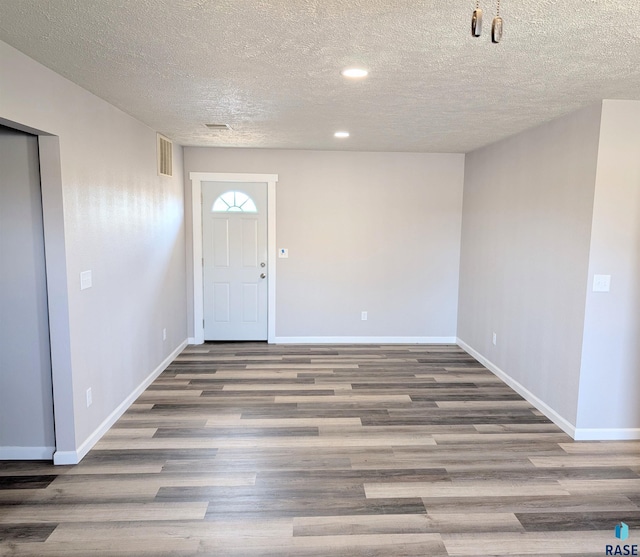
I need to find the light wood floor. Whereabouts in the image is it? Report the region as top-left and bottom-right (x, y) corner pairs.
(1, 343), (639, 556)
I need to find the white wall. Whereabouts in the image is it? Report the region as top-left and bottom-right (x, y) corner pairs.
(184, 148), (465, 342)
(0, 40), (188, 461)
(576, 100), (640, 436)
(457, 104), (603, 431)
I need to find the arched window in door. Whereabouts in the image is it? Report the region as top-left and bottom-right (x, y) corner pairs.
(212, 191), (257, 213)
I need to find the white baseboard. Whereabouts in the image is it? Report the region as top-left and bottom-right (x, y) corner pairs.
(274, 336), (457, 344)
(573, 428), (640, 441)
(187, 337), (200, 345)
(0, 446), (55, 461)
(456, 338), (578, 439)
(53, 339), (188, 466)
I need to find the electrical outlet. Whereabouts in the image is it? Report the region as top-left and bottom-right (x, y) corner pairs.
(361, 311), (368, 321)
(86, 388), (92, 408)
(162, 328), (167, 341)
(492, 332), (497, 346)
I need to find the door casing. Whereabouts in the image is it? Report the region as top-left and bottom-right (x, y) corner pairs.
(190, 172), (277, 344)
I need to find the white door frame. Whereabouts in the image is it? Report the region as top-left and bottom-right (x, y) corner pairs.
(190, 172), (278, 344)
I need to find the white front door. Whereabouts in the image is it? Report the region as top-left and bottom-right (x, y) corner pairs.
(202, 182), (268, 340)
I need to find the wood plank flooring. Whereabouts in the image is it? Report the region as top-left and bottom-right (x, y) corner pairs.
(1, 343), (639, 556)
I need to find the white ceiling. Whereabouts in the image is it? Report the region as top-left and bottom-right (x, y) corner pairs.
(0, 0), (638, 153)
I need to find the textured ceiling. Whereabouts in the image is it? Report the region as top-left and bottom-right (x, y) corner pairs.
(0, 0), (639, 152)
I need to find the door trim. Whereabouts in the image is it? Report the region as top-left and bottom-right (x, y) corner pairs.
(0, 119), (76, 460)
(190, 172), (278, 344)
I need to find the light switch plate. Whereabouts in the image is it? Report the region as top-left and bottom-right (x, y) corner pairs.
(278, 248), (289, 258)
(80, 270), (92, 290)
(592, 274), (611, 292)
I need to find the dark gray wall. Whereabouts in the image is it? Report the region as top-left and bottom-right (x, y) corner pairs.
(0, 125), (55, 457)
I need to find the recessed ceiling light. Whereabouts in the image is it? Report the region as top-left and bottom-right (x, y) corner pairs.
(334, 131), (350, 138)
(341, 68), (368, 78)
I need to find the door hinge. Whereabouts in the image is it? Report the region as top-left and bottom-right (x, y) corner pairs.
(203, 319), (205, 328)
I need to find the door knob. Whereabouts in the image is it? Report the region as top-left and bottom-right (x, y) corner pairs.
(260, 273), (266, 279)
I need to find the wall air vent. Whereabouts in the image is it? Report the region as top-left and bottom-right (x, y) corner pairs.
(205, 123), (232, 131)
(157, 133), (173, 177)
